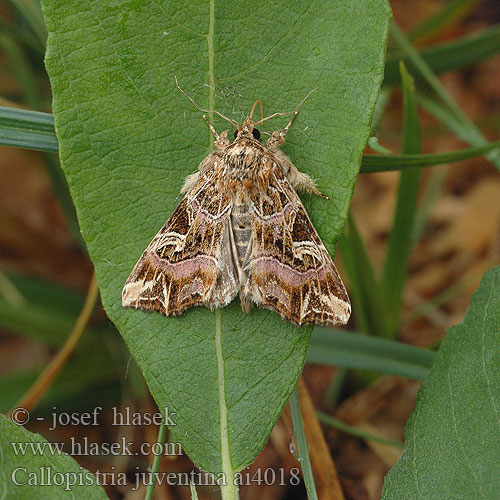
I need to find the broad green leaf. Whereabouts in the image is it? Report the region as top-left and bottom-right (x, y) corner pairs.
(382, 266), (500, 499)
(0, 414), (108, 499)
(41, 0), (390, 476)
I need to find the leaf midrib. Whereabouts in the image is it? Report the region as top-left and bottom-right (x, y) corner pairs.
(208, 0), (236, 495)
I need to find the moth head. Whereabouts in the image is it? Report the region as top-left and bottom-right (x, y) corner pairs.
(233, 119), (261, 142)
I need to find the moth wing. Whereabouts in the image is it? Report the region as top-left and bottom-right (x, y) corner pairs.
(243, 168), (351, 327)
(122, 168), (238, 316)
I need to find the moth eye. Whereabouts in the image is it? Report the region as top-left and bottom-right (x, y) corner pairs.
(233, 129), (238, 139)
(252, 128), (261, 140)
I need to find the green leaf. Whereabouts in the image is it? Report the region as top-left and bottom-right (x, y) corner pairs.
(145, 421), (168, 500)
(0, 414), (108, 499)
(382, 266), (500, 499)
(40, 0), (391, 477)
(307, 328), (434, 381)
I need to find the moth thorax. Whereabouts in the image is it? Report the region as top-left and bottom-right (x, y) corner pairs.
(231, 204), (252, 267)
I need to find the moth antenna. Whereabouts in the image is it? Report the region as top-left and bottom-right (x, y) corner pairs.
(254, 88), (318, 126)
(249, 99), (264, 122)
(174, 75), (239, 127)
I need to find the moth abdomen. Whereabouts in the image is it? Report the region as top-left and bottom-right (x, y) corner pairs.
(231, 203), (252, 267)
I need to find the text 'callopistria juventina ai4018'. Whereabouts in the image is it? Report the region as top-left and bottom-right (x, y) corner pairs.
(122, 78), (351, 327)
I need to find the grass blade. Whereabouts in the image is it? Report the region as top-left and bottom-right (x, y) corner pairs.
(339, 214), (387, 337)
(361, 138), (500, 172)
(0, 106), (58, 151)
(8, 0), (47, 46)
(317, 411), (403, 448)
(389, 21), (500, 169)
(381, 63), (421, 338)
(289, 388), (318, 500)
(0, 34), (40, 110)
(4, 105), (498, 174)
(12, 275), (99, 413)
(412, 165), (448, 242)
(385, 24), (500, 85)
(307, 328), (434, 381)
(407, 0), (482, 44)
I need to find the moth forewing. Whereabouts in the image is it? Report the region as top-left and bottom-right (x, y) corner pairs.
(122, 165), (238, 316)
(123, 96), (351, 327)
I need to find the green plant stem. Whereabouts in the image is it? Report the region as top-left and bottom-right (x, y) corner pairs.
(289, 388), (318, 500)
(144, 420), (167, 500)
(190, 481), (200, 500)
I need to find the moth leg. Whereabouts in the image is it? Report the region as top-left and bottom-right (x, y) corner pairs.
(202, 114), (219, 139)
(273, 150), (328, 199)
(202, 115), (231, 151)
(282, 111), (299, 136)
(290, 168), (328, 199)
(240, 295), (252, 313)
(180, 171), (201, 194)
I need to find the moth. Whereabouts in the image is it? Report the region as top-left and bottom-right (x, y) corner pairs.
(122, 79), (351, 327)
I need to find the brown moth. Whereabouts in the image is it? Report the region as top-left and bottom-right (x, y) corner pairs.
(122, 80), (351, 327)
